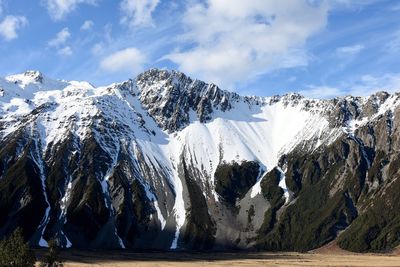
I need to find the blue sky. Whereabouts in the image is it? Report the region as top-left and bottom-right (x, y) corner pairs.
(0, 0), (399, 98)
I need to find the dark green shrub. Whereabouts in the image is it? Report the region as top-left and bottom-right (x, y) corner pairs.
(0, 228), (36, 267)
(39, 239), (63, 267)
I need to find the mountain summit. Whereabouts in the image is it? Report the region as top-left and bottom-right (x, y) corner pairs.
(0, 69), (399, 252)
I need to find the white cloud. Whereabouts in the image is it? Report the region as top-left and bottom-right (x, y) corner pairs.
(80, 20), (94, 31)
(48, 28), (71, 47)
(336, 44), (364, 55)
(120, 0), (160, 28)
(349, 74), (400, 96)
(44, 0), (97, 20)
(100, 47), (146, 74)
(58, 46), (73, 56)
(165, 0), (329, 89)
(300, 73), (400, 99)
(48, 28), (73, 56)
(299, 86), (345, 99)
(0, 15), (28, 41)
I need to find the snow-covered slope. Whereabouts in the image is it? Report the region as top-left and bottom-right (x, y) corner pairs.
(1, 69), (400, 251)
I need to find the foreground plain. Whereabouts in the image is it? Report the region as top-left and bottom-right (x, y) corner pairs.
(36, 249), (400, 267)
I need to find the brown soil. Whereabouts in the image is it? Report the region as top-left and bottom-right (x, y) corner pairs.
(311, 240), (354, 255)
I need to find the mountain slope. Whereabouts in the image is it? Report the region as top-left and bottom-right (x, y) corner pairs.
(0, 69), (399, 252)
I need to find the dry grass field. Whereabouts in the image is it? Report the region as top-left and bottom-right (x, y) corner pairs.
(59, 252), (400, 267)
(40, 243), (400, 267)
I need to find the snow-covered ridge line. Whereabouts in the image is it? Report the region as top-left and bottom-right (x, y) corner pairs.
(1, 69), (398, 120)
(1, 70), (399, 160)
(1, 70), (399, 182)
(1, 68), (400, 249)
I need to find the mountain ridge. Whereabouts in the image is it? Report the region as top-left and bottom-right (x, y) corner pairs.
(0, 68), (399, 252)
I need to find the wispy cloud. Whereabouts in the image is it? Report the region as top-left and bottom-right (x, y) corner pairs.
(120, 0), (160, 28)
(80, 20), (94, 31)
(329, 0), (382, 9)
(48, 28), (71, 47)
(336, 44), (364, 55)
(385, 30), (400, 53)
(300, 73), (400, 99)
(349, 73), (400, 96)
(44, 0), (97, 20)
(91, 43), (104, 55)
(165, 0), (329, 89)
(299, 86), (345, 99)
(58, 46), (73, 56)
(100, 47), (146, 75)
(48, 28), (73, 56)
(0, 15), (28, 41)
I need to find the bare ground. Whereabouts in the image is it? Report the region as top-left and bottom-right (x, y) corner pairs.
(36, 246), (400, 267)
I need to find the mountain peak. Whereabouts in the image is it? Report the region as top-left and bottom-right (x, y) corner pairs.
(136, 68), (240, 132)
(6, 70), (44, 85)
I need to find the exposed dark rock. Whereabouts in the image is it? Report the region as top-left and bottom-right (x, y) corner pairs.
(214, 161), (260, 206)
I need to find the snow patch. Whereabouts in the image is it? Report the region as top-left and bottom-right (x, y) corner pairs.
(59, 176), (73, 248)
(140, 176), (167, 231)
(30, 130), (51, 247)
(250, 166), (267, 198)
(163, 140), (186, 250)
(169, 164), (185, 250)
(277, 166), (290, 204)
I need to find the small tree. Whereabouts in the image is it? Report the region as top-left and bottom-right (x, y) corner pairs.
(39, 239), (63, 267)
(0, 228), (36, 267)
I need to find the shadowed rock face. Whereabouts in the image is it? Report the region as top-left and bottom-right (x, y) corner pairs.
(0, 69), (400, 252)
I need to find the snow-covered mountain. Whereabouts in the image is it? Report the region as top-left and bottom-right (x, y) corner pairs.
(0, 69), (400, 252)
